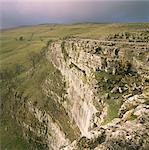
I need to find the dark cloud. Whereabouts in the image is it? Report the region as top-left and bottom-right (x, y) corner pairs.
(0, 0), (148, 29)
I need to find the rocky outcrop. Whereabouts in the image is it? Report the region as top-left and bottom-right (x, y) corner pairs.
(62, 94), (149, 150)
(46, 33), (149, 149)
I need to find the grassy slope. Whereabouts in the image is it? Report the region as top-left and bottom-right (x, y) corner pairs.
(0, 22), (149, 149)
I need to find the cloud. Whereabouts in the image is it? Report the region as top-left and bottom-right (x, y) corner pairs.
(0, 0), (148, 28)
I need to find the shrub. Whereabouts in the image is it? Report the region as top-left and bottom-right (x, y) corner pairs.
(19, 36), (24, 41)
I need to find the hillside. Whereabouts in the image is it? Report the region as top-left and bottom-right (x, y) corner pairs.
(0, 23), (149, 150)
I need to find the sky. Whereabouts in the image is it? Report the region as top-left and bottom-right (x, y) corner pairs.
(0, 0), (149, 29)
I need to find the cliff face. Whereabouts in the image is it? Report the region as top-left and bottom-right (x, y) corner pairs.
(45, 32), (149, 149)
(46, 40), (106, 138)
(6, 31), (149, 150)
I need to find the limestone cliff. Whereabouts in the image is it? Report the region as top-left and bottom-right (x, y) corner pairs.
(45, 31), (149, 149)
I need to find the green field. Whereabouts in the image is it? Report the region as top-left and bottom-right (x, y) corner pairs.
(0, 22), (149, 149)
